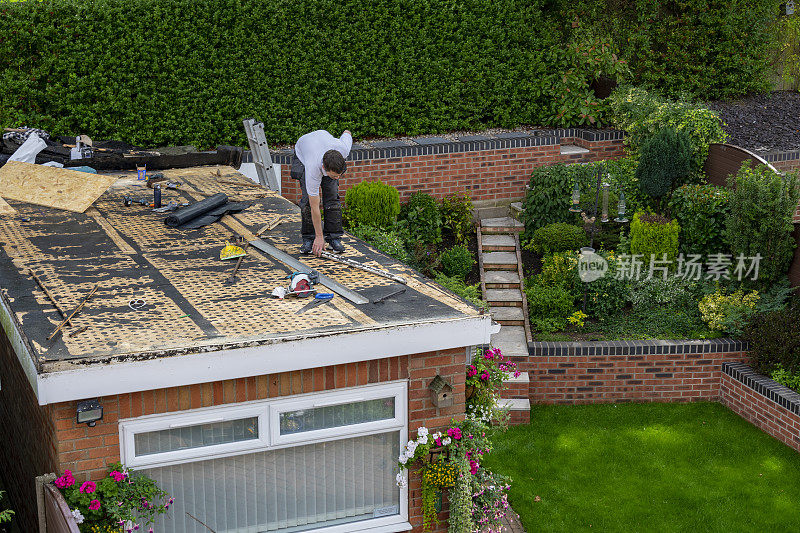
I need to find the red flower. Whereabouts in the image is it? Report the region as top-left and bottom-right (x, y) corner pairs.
(89, 499), (101, 511)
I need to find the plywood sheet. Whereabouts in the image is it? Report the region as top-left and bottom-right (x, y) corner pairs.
(0, 196), (15, 215)
(0, 161), (117, 213)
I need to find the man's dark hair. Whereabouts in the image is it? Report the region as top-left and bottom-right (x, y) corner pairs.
(322, 150), (347, 175)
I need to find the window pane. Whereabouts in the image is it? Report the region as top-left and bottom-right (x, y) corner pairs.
(135, 417), (258, 456)
(143, 431), (401, 533)
(279, 398), (395, 435)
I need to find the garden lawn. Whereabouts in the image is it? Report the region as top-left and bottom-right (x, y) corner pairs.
(482, 402), (800, 532)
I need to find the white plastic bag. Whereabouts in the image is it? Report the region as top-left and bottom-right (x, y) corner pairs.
(42, 161), (64, 168)
(8, 133), (47, 163)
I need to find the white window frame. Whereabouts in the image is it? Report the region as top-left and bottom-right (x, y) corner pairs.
(118, 380), (410, 533)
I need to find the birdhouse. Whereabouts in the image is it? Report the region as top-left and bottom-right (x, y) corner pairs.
(428, 375), (454, 408)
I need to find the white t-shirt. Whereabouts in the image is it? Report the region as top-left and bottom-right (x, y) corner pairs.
(294, 130), (353, 197)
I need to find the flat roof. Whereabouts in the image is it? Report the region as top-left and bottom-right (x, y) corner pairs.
(0, 166), (484, 378)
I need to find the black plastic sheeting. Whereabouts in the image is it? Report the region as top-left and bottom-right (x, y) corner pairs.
(164, 193), (250, 229)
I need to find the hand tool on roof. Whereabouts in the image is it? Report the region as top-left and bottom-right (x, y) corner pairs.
(295, 293), (334, 314)
(317, 250), (407, 284)
(249, 238), (369, 305)
(26, 269), (75, 327)
(48, 284), (99, 340)
(123, 196), (151, 207)
(373, 287), (406, 304)
(217, 179), (263, 189)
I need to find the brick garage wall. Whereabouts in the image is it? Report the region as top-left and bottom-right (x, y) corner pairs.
(720, 362), (800, 453)
(524, 339), (748, 404)
(269, 130), (626, 204)
(767, 151), (800, 174)
(44, 348), (467, 533)
(0, 333), (59, 533)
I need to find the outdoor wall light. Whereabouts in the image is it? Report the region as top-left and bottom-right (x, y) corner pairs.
(614, 192), (629, 223)
(76, 399), (103, 427)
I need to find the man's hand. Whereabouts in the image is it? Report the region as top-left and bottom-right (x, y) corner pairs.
(312, 235), (325, 257)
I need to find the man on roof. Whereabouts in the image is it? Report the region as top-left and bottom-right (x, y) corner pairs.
(291, 129), (352, 256)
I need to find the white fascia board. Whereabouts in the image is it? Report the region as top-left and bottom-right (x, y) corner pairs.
(0, 291), (40, 398)
(36, 316), (498, 405)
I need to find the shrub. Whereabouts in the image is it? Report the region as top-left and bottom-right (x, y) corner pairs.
(528, 223), (587, 255)
(435, 273), (486, 310)
(725, 162), (800, 286)
(439, 193), (474, 245)
(400, 192), (441, 245)
(635, 127), (692, 206)
(668, 184), (732, 256)
(629, 277), (693, 310)
(583, 252), (629, 317)
(525, 282), (575, 334)
(770, 365), (800, 393)
(439, 244), (474, 280)
(538, 251), (579, 293)
(343, 181), (400, 229)
(609, 86), (728, 173)
(698, 287), (760, 336)
(349, 224), (411, 263)
(629, 212), (681, 269)
(745, 296), (800, 374)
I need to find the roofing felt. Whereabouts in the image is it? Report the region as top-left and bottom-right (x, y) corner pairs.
(0, 166), (480, 373)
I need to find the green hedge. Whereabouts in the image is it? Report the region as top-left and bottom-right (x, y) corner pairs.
(0, 0), (783, 147)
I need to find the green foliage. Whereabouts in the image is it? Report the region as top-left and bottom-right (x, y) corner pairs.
(524, 282), (575, 333)
(583, 252), (629, 317)
(343, 181), (400, 229)
(744, 296), (800, 375)
(773, 13), (800, 91)
(349, 224), (412, 263)
(538, 251), (580, 294)
(528, 223), (588, 255)
(725, 163), (800, 286)
(439, 193), (474, 245)
(558, 0), (782, 100)
(668, 184), (732, 256)
(698, 287), (760, 337)
(635, 127), (692, 205)
(629, 211), (680, 267)
(609, 86), (728, 173)
(439, 244), (474, 280)
(447, 457), (474, 533)
(435, 273), (486, 310)
(401, 192), (441, 245)
(770, 365), (800, 393)
(0, 491), (12, 524)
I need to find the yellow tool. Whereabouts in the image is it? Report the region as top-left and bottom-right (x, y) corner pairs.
(220, 241), (246, 260)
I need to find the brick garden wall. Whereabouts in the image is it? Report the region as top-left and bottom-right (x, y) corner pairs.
(268, 130), (626, 204)
(720, 362), (800, 453)
(22, 347), (467, 533)
(523, 339), (748, 404)
(0, 333), (60, 533)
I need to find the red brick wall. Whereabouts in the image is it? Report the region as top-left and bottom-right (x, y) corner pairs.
(720, 364), (800, 453)
(773, 158), (800, 173)
(279, 137), (625, 204)
(524, 346), (748, 404)
(0, 333), (59, 533)
(45, 348), (466, 533)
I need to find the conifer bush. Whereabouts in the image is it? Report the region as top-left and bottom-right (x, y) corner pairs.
(343, 180), (400, 229)
(635, 127), (692, 208)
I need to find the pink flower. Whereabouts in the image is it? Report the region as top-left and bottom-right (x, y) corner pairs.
(484, 351), (494, 360)
(467, 365), (477, 377)
(109, 470), (125, 482)
(54, 470), (75, 489)
(88, 499), (101, 511)
(447, 427), (462, 440)
(470, 460), (479, 475)
(79, 481), (96, 494)
(480, 372), (490, 381)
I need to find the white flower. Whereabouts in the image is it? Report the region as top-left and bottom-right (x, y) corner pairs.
(399, 454), (408, 465)
(417, 427), (429, 437)
(442, 437), (451, 446)
(418, 434), (428, 445)
(432, 432), (442, 440)
(406, 440), (418, 455)
(396, 473), (408, 488)
(71, 508), (85, 525)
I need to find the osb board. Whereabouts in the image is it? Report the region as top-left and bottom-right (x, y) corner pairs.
(0, 165), (478, 366)
(0, 196), (15, 215)
(0, 161), (117, 213)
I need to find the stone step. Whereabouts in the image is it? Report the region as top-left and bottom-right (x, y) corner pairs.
(504, 371), (529, 384)
(489, 306), (525, 326)
(481, 234), (516, 251)
(560, 144), (590, 155)
(510, 202), (524, 218)
(481, 217), (524, 234)
(486, 289), (523, 307)
(474, 205), (509, 222)
(485, 270), (521, 289)
(482, 251), (518, 270)
(490, 325), (528, 358)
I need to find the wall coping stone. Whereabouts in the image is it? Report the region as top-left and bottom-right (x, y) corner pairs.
(242, 128), (627, 165)
(528, 338), (747, 357)
(762, 150), (800, 163)
(723, 362), (800, 416)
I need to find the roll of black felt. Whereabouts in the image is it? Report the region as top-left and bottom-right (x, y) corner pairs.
(164, 193), (228, 227)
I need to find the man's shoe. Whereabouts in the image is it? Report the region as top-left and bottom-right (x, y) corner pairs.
(299, 239), (314, 254)
(328, 239), (345, 253)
